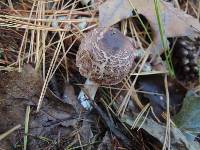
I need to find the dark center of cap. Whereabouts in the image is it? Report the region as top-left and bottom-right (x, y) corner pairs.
(98, 28), (127, 56)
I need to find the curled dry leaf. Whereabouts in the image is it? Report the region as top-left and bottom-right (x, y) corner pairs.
(99, 0), (200, 54)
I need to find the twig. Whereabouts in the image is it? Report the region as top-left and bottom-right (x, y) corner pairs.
(91, 101), (141, 150)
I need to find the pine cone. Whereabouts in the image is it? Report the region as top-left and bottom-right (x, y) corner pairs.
(172, 37), (200, 82)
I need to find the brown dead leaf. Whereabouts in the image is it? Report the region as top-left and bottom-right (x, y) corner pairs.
(100, 0), (200, 37)
(97, 132), (112, 150)
(79, 117), (94, 146)
(63, 83), (83, 113)
(124, 115), (200, 150)
(0, 64), (79, 149)
(99, 0), (200, 55)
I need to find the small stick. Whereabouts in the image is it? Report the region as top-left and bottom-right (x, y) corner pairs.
(91, 101), (141, 150)
(0, 124), (21, 141)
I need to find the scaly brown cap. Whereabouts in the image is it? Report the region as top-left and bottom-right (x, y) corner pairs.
(76, 27), (135, 85)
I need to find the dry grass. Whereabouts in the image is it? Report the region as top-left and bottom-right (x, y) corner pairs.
(0, 0), (199, 149)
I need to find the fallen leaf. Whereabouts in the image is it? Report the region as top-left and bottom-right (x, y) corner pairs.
(99, 0), (200, 54)
(0, 64), (79, 149)
(97, 132), (112, 150)
(63, 83), (83, 112)
(123, 115), (200, 150)
(100, 0), (200, 37)
(173, 92), (200, 141)
(79, 117), (94, 146)
(136, 75), (186, 119)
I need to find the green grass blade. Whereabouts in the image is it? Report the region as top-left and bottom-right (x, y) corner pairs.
(24, 105), (31, 150)
(154, 0), (175, 77)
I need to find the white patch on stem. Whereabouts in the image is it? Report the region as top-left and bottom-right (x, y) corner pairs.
(78, 79), (99, 110)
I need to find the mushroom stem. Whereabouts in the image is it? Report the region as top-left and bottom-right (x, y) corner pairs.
(78, 79), (99, 110)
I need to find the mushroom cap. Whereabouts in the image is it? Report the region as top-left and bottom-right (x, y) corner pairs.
(76, 27), (135, 85)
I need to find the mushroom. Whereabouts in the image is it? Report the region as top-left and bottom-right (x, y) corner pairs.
(76, 27), (136, 110)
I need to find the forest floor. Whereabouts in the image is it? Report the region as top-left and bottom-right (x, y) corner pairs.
(0, 0), (200, 150)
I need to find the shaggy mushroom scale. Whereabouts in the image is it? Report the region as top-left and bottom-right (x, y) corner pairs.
(76, 27), (136, 110)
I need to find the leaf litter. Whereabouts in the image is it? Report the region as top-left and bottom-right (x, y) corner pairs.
(0, 0), (200, 149)
(100, 0), (200, 40)
(0, 65), (79, 149)
(173, 91), (200, 141)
